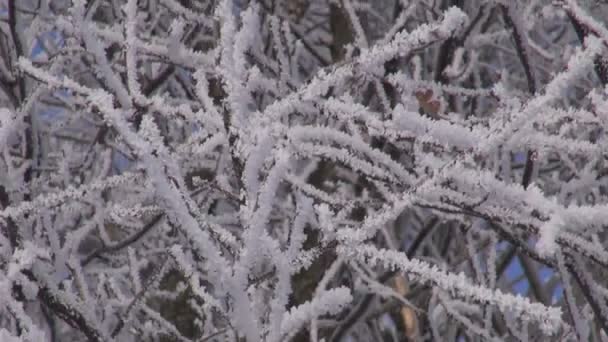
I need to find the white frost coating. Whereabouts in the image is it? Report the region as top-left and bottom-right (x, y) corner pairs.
(537, 203), (608, 256)
(81, 26), (132, 109)
(0, 329), (22, 342)
(341, 244), (564, 334)
(392, 104), (480, 149)
(124, 0), (143, 100)
(8, 242), (48, 278)
(289, 126), (414, 185)
(480, 35), (604, 154)
(8, 1), (608, 340)
(536, 215), (564, 257)
(564, 0), (608, 47)
(264, 7), (468, 121)
(280, 287), (352, 337)
(0, 172), (138, 219)
(0, 109), (17, 148)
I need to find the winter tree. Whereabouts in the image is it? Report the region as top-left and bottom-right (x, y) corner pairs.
(1, 0), (608, 340)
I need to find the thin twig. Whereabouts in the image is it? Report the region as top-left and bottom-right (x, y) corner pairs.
(81, 214), (164, 267)
(330, 217), (439, 342)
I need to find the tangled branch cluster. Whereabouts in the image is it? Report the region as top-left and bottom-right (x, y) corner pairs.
(1, 0), (608, 341)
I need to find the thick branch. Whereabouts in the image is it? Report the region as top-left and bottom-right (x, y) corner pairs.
(8, 0), (25, 101)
